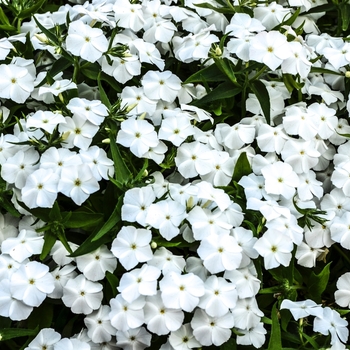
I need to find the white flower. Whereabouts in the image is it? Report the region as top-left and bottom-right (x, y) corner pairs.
(160, 271), (205, 312)
(113, 0), (145, 31)
(66, 20), (108, 63)
(117, 118), (159, 158)
(335, 272), (350, 308)
(62, 274), (103, 314)
(111, 226), (153, 270)
(116, 327), (152, 350)
(10, 261), (55, 307)
(148, 247), (186, 275)
(26, 110), (66, 133)
(231, 297), (264, 330)
(236, 322), (267, 348)
(25, 328), (61, 350)
(280, 299), (323, 320)
(169, 323), (201, 350)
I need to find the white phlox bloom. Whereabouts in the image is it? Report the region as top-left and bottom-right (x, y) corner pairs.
(169, 323), (201, 350)
(141, 70), (182, 103)
(295, 239), (324, 268)
(24, 328), (61, 350)
(231, 297), (264, 330)
(1, 229), (44, 263)
(50, 240), (79, 266)
(0, 254), (22, 280)
(66, 20), (108, 63)
(21, 168), (59, 209)
(231, 227), (259, 267)
(118, 264), (161, 303)
(191, 308), (234, 346)
(113, 0), (145, 32)
(0, 63), (35, 103)
(58, 164), (100, 206)
(0, 213), (17, 247)
(249, 31), (291, 70)
(313, 307), (349, 348)
(84, 305), (116, 343)
(330, 212), (350, 249)
(308, 102), (338, 139)
(238, 173), (267, 200)
(131, 38), (165, 70)
(335, 272), (350, 308)
(52, 337), (90, 350)
(261, 161), (299, 199)
(144, 291), (184, 335)
(1, 148), (40, 189)
(111, 226), (153, 270)
(144, 19), (177, 44)
(0, 279), (33, 321)
(331, 162), (350, 196)
(75, 245), (117, 282)
(323, 41), (350, 70)
(59, 114), (99, 150)
(198, 275), (237, 317)
(148, 247), (186, 275)
(146, 200), (187, 241)
(62, 274), (103, 314)
(253, 2), (292, 30)
(236, 322), (267, 349)
(109, 294), (145, 331)
(304, 220), (334, 248)
(246, 198), (291, 222)
(117, 118), (159, 158)
(215, 123), (255, 151)
(187, 206), (233, 241)
(197, 233), (242, 273)
(49, 264), (77, 299)
(225, 12), (265, 37)
(0, 134), (20, 165)
(116, 326), (152, 350)
(186, 256), (209, 282)
(256, 124), (289, 154)
(79, 146), (115, 181)
(168, 182), (198, 207)
(38, 79), (77, 98)
(160, 271), (205, 312)
(67, 98), (108, 126)
(143, 140), (168, 164)
(10, 261), (55, 307)
(0, 37), (14, 60)
(173, 26), (219, 63)
(26, 110), (66, 133)
(297, 171), (324, 201)
(224, 263), (261, 298)
(254, 229), (293, 269)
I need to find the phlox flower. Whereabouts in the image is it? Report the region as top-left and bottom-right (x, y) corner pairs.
(197, 233), (242, 273)
(59, 114), (99, 151)
(185, 256), (209, 282)
(21, 168), (59, 209)
(116, 327), (152, 350)
(198, 275), (237, 317)
(160, 271), (205, 312)
(10, 261), (54, 307)
(109, 294), (145, 331)
(215, 123), (255, 151)
(0, 37), (14, 60)
(191, 308), (234, 346)
(50, 240), (78, 266)
(146, 200), (187, 241)
(58, 164), (99, 206)
(323, 41), (350, 70)
(261, 161), (299, 199)
(79, 146), (114, 181)
(256, 124), (289, 154)
(24, 328), (61, 350)
(236, 322), (267, 349)
(144, 19), (177, 44)
(313, 307), (349, 348)
(0, 214), (17, 249)
(254, 229), (293, 269)
(117, 118), (159, 158)
(231, 227), (259, 267)
(84, 305), (116, 343)
(295, 239), (324, 268)
(0, 63), (35, 103)
(304, 220), (334, 248)
(297, 171), (324, 201)
(144, 291), (184, 335)
(48, 264), (77, 299)
(75, 245), (117, 281)
(52, 338), (90, 350)
(111, 226), (153, 270)
(249, 31), (291, 70)
(335, 272), (350, 308)
(331, 162), (350, 196)
(247, 198), (291, 222)
(0, 134), (19, 165)
(253, 2), (292, 30)
(238, 173), (268, 200)
(141, 70), (182, 103)
(308, 102), (338, 139)
(38, 79), (77, 97)
(225, 13), (265, 38)
(1, 229), (44, 263)
(0, 279), (33, 321)
(148, 247), (186, 275)
(169, 323), (201, 350)
(143, 140), (168, 164)
(131, 38), (165, 71)
(66, 20), (108, 63)
(231, 297), (264, 330)
(118, 264), (161, 303)
(62, 274), (103, 314)
(330, 212), (350, 249)
(113, 0), (145, 32)
(26, 110), (66, 133)
(67, 98), (108, 126)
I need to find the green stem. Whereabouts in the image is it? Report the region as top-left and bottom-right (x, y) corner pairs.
(250, 65), (267, 81)
(334, 244), (350, 264)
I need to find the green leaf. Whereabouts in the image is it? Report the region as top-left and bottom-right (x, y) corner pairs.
(40, 231), (57, 261)
(33, 16), (60, 46)
(340, 3), (350, 31)
(220, 337), (237, 350)
(106, 271), (119, 296)
(184, 64), (229, 84)
(0, 327), (38, 341)
(98, 72), (111, 108)
(27, 303), (53, 330)
(194, 2), (236, 14)
(310, 67), (343, 75)
(49, 57), (74, 79)
(0, 7), (10, 25)
(268, 302), (282, 350)
(301, 332), (319, 349)
(250, 79), (270, 125)
(214, 58), (240, 86)
(0, 196), (21, 217)
(109, 132), (132, 187)
(91, 196), (123, 242)
(306, 262), (331, 303)
(232, 152), (251, 182)
(18, 0), (47, 19)
(64, 212), (103, 229)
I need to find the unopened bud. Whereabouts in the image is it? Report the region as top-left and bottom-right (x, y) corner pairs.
(61, 131), (70, 141)
(126, 102), (138, 113)
(34, 33), (49, 44)
(151, 241), (157, 249)
(138, 112), (146, 120)
(102, 138), (111, 144)
(345, 71), (350, 78)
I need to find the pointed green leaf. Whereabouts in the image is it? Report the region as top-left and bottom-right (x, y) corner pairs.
(250, 79), (270, 124)
(0, 327), (38, 341)
(214, 58), (240, 86)
(268, 302), (282, 350)
(18, 0), (47, 19)
(232, 152), (251, 182)
(91, 196), (123, 242)
(106, 271), (119, 297)
(301, 332), (319, 349)
(306, 262), (331, 303)
(33, 16), (60, 46)
(64, 212), (103, 229)
(0, 7), (10, 25)
(184, 64), (228, 84)
(340, 3), (350, 31)
(98, 72), (111, 108)
(40, 231), (57, 261)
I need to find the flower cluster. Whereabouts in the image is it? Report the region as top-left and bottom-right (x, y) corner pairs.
(1, 0), (350, 349)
